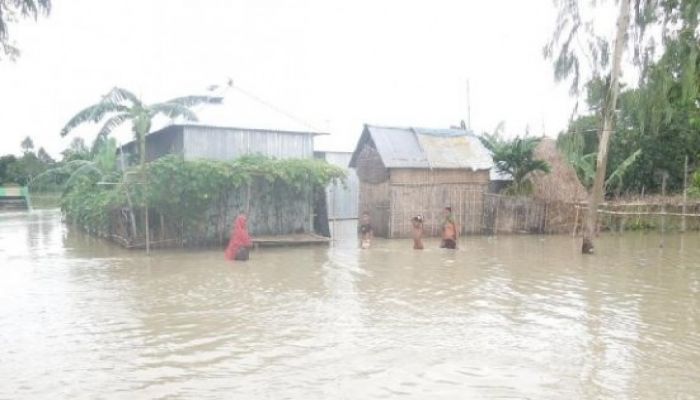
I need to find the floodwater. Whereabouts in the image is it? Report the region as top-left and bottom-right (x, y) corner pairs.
(1, 210), (699, 399)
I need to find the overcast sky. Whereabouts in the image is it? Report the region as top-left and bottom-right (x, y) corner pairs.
(0, 0), (581, 157)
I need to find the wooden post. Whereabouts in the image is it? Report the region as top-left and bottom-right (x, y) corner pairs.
(389, 187), (394, 238)
(331, 184), (337, 243)
(543, 202), (549, 234)
(144, 203), (150, 254)
(660, 173), (667, 248)
(160, 213), (165, 241)
(494, 196), (499, 236)
(119, 149), (138, 242)
(619, 203), (626, 234)
(572, 205), (579, 237)
(246, 181), (251, 214)
(682, 155), (688, 233)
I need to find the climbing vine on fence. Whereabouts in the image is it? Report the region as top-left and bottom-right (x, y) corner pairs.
(61, 155), (346, 233)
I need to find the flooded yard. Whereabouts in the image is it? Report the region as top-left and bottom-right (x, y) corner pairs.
(1, 209), (699, 399)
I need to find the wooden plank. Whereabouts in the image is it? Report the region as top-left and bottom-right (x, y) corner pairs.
(252, 233), (330, 247)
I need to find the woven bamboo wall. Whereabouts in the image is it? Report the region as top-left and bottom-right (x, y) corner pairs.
(390, 169), (489, 185)
(388, 184), (486, 238)
(358, 180), (391, 237)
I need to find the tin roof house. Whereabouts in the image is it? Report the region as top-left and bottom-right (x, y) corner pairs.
(113, 94), (330, 242)
(117, 124), (324, 166)
(349, 124), (494, 238)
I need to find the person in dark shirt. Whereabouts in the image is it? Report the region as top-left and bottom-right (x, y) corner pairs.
(358, 212), (373, 249)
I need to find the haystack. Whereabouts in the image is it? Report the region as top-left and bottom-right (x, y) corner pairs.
(530, 138), (587, 203)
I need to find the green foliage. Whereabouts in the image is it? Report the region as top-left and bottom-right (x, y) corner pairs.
(37, 147), (54, 164)
(482, 135), (550, 196)
(605, 149), (642, 192)
(61, 179), (125, 233)
(60, 155), (346, 233)
(61, 137), (90, 162)
(30, 138), (119, 194)
(0, 152), (49, 185)
(0, 0), (51, 61)
(20, 136), (34, 153)
(547, 0), (699, 201)
(556, 16), (699, 196)
(0, 155), (18, 184)
(689, 171), (700, 197)
(558, 47), (698, 195)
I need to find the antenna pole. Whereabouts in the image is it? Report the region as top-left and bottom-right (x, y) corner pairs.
(466, 79), (471, 130)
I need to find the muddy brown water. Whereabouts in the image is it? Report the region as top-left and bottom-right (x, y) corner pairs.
(1, 209), (699, 399)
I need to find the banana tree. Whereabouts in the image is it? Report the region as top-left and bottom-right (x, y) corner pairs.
(605, 149), (642, 194)
(60, 87), (221, 252)
(60, 87), (221, 169)
(568, 149), (642, 194)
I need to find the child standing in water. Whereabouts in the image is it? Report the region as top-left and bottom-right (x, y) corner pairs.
(358, 212), (373, 249)
(440, 206), (458, 249)
(412, 215), (424, 250)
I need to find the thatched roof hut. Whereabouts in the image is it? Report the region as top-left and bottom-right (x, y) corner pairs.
(530, 138), (587, 203)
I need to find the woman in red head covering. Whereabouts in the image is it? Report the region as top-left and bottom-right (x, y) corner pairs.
(224, 213), (253, 261)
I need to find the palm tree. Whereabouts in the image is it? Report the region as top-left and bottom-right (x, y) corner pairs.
(482, 136), (550, 195)
(60, 87), (221, 253)
(0, 0), (51, 60)
(60, 87), (221, 168)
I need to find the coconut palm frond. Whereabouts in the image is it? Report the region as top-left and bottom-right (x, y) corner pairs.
(166, 95), (223, 107)
(60, 102), (129, 136)
(150, 102), (199, 121)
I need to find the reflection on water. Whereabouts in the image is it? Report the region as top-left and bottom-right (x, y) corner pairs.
(1, 209), (699, 399)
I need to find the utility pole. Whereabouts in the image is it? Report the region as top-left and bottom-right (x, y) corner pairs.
(682, 155), (688, 232)
(660, 172), (667, 248)
(466, 79), (471, 130)
(581, 0), (631, 254)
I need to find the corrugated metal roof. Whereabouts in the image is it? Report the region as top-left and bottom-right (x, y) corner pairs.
(370, 126), (428, 168)
(351, 125), (493, 171)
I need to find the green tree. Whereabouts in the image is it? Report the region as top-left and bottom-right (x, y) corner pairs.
(60, 137), (90, 162)
(546, 0), (631, 253)
(0, 154), (17, 184)
(6, 152), (47, 184)
(20, 135), (33, 153)
(482, 135), (551, 195)
(36, 147), (54, 164)
(547, 0), (699, 253)
(0, 0), (51, 60)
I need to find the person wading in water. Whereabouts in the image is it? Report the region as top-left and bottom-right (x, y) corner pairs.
(225, 213), (253, 261)
(440, 207), (458, 249)
(358, 212), (373, 249)
(412, 215), (424, 250)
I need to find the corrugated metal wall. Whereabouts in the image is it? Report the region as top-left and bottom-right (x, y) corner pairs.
(118, 125), (183, 168)
(183, 126), (314, 161)
(317, 152), (359, 220)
